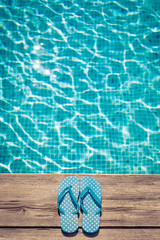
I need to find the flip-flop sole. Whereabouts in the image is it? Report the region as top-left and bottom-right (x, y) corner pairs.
(80, 176), (102, 234)
(58, 176), (79, 233)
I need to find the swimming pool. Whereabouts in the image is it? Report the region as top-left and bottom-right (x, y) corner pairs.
(0, 0), (160, 174)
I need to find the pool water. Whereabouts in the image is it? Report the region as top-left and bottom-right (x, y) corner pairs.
(0, 0), (160, 174)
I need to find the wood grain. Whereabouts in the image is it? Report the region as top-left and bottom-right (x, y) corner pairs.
(0, 228), (160, 240)
(0, 174), (160, 227)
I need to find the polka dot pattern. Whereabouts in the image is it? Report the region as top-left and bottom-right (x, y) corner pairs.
(80, 176), (102, 234)
(58, 176), (79, 233)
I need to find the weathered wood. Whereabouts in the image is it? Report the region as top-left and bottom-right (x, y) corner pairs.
(0, 175), (160, 227)
(0, 228), (160, 240)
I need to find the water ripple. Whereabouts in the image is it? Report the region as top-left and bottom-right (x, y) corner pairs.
(0, 0), (160, 174)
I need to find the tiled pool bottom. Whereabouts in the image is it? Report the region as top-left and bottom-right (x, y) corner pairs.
(0, 0), (160, 174)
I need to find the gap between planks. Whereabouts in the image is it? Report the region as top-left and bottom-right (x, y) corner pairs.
(0, 228), (160, 240)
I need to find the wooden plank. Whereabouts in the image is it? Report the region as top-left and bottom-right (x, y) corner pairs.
(0, 175), (160, 227)
(0, 228), (160, 240)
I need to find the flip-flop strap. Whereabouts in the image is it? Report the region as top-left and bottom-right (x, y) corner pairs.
(57, 185), (79, 215)
(80, 186), (102, 215)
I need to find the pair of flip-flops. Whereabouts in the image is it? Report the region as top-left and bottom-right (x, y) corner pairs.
(57, 176), (102, 234)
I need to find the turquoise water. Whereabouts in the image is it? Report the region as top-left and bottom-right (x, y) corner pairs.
(0, 0), (160, 174)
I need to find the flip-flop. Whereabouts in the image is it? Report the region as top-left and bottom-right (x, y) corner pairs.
(57, 176), (79, 233)
(80, 176), (102, 234)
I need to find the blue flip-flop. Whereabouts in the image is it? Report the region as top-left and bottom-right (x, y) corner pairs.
(80, 176), (102, 234)
(57, 176), (79, 233)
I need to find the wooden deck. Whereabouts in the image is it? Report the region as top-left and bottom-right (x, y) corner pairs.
(0, 174), (160, 239)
